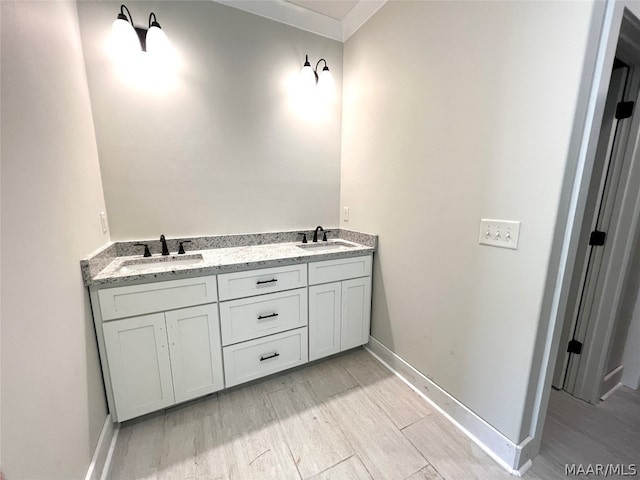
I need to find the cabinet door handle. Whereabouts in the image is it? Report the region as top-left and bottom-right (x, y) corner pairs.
(259, 352), (280, 362)
(257, 313), (279, 320)
(256, 278), (278, 285)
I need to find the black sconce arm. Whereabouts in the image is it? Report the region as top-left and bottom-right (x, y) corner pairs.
(315, 58), (328, 72)
(118, 4), (134, 23)
(148, 12), (161, 28)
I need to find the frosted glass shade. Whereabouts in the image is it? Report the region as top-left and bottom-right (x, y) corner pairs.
(317, 68), (335, 101)
(146, 25), (170, 56)
(300, 64), (316, 94)
(111, 17), (140, 55)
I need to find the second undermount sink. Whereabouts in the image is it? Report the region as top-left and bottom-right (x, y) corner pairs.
(297, 239), (358, 251)
(119, 254), (204, 273)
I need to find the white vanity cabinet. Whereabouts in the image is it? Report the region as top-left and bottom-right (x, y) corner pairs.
(308, 255), (372, 361)
(218, 264), (309, 387)
(92, 276), (223, 422)
(90, 252), (374, 422)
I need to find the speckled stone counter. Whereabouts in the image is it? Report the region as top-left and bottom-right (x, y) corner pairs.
(81, 228), (377, 287)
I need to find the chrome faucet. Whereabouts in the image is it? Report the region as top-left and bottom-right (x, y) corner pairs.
(160, 234), (170, 256)
(313, 226), (324, 243)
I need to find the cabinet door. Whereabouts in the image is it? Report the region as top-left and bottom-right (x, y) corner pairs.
(103, 313), (175, 421)
(341, 277), (372, 351)
(166, 304), (224, 403)
(309, 282), (342, 361)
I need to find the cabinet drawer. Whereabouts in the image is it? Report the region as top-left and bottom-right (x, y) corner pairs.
(98, 276), (218, 321)
(223, 328), (308, 387)
(308, 255), (372, 285)
(220, 288), (307, 346)
(217, 264), (307, 301)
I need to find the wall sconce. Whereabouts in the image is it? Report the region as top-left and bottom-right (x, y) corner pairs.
(300, 54), (335, 100)
(112, 4), (170, 55)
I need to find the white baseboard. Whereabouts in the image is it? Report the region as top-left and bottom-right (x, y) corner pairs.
(601, 366), (624, 401)
(85, 415), (119, 480)
(512, 459), (533, 477)
(600, 381), (623, 401)
(365, 336), (532, 475)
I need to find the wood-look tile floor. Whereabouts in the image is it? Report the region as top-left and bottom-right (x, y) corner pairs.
(107, 348), (639, 480)
(529, 386), (640, 480)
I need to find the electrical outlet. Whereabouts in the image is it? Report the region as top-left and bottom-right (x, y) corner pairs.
(100, 211), (109, 234)
(343, 207), (350, 222)
(478, 219), (520, 250)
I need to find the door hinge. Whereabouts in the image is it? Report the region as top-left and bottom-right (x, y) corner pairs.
(616, 101), (634, 119)
(589, 230), (606, 246)
(567, 339), (583, 355)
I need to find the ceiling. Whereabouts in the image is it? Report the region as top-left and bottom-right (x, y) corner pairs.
(285, 0), (359, 21)
(215, 0), (386, 42)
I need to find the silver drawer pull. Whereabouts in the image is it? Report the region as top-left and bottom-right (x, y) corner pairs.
(256, 278), (278, 285)
(257, 313), (279, 320)
(260, 352), (280, 362)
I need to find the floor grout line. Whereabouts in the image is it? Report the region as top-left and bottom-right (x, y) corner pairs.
(356, 453), (376, 480)
(400, 414), (431, 432)
(305, 453), (357, 480)
(264, 384), (304, 480)
(400, 420), (432, 470)
(308, 381), (361, 476)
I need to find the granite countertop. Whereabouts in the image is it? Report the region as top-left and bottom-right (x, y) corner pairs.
(82, 229), (377, 287)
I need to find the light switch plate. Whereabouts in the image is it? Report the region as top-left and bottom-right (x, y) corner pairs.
(479, 219), (520, 250)
(100, 211), (109, 234)
(343, 207), (350, 222)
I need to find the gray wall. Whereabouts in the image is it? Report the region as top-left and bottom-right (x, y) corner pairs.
(340, 0), (594, 442)
(77, 1), (343, 241)
(0, 2), (109, 478)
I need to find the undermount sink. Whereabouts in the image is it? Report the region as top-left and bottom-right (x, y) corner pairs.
(119, 254), (204, 272)
(297, 240), (357, 251)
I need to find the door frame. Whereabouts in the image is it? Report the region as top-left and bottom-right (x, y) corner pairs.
(569, 70), (640, 404)
(552, 64), (628, 393)
(555, 61), (640, 403)
(516, 2), (640, 470)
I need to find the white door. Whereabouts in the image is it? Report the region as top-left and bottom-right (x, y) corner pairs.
(166, 304), (224, 403)
(341, 277), (372, 351)
(103, 313), (175, 421)
(560, 66), (627, 395)
(309, 282), (341, 361)
(560, 62), (640, 402)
